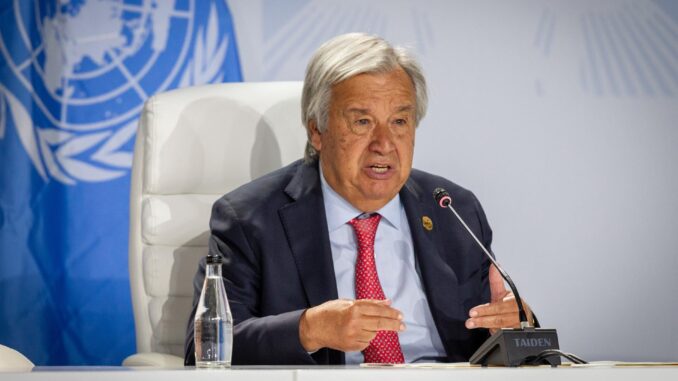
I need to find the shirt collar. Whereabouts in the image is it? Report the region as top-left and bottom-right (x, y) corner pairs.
(319, 163), (402, 232)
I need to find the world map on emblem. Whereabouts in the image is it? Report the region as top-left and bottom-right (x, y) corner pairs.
(0, 0), (232, 184)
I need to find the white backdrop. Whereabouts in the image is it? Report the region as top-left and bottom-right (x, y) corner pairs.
(227, 0), (678, 361)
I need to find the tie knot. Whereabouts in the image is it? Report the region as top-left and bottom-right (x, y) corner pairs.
(349, 213), (381, 249)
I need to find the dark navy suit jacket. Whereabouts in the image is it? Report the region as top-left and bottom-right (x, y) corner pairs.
(185, 159), (492, 365)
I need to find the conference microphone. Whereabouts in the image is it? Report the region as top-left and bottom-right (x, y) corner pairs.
(432, 187), (565, 367)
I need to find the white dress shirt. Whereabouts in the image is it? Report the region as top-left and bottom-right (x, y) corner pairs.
(319, 167), (447, 363)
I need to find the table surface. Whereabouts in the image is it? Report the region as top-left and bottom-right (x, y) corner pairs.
(3, 364), (678, 381)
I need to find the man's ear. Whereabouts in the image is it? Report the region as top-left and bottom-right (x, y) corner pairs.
(309, 120), (322, 152)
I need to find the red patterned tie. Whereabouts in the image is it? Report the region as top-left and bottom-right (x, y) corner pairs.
(349, 213), (405, 364)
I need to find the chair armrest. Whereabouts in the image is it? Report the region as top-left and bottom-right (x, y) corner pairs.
(122, 352), (184, 367)
(0, 344), (34, 372)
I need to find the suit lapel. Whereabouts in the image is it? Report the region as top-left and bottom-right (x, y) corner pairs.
(279, 161), (344, 364)
(279, 161), (339, 307)
(400, 179), (466, 357)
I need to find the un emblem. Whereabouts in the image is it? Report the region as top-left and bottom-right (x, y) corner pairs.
(0, 0), (235, 184)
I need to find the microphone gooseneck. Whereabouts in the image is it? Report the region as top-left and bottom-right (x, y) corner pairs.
(432, 187), (530, 328)
(433, 188), (568, 367)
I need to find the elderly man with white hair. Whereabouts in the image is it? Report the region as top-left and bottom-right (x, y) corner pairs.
(185, 33), (531, 365)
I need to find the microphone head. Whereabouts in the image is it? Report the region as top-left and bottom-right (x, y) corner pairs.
(433, 187), (452, 208)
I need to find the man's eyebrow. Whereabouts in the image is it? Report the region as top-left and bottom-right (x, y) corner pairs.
(344, 105), (414, 114)
(395, 105), (415, 112)
(345, 107), (369, 114)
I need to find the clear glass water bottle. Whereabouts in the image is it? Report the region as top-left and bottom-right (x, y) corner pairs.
(194, 254), (233, 367)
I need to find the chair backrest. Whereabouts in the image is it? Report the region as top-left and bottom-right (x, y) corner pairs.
(129, 82), (306, 356)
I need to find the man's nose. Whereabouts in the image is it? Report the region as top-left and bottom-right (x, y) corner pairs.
(369, 121), (396, 154)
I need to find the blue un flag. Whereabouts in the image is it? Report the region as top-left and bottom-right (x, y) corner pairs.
(0, 0), (242, 365)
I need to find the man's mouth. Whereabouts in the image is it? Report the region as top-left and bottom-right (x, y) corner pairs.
(370, 164), (390, 173)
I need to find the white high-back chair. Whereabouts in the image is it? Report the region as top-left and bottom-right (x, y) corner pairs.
(123, 82), (306, 367)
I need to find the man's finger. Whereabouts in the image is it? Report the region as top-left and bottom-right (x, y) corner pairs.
(489, 265), (508, 303)
(469, 293), (518, 317)
(465, 313), (520, 329)
(353, 299), (392, 306)
(354, 300), (403, 320)
(362, 316), (406, 333)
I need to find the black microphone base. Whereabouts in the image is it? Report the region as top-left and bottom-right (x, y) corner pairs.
(469, 328), (560, 367)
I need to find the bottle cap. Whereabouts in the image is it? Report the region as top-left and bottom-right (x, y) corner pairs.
(206, 254), (223, 264)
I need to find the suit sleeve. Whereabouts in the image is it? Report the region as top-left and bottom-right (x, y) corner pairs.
(468, 191), (492, 296)
(184, 197), (316, 365)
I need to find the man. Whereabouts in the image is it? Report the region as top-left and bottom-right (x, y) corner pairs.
(184, 33), (531, 365)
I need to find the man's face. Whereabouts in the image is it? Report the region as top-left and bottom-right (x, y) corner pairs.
(310, 68), (416, 212)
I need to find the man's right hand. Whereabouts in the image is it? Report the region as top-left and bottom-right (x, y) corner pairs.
(299, 299), (405, 352)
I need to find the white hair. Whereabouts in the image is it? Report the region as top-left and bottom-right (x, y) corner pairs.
(301, 33), (428, 161)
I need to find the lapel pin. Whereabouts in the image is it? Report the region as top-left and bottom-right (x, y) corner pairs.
(422, 216), (433, 231)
